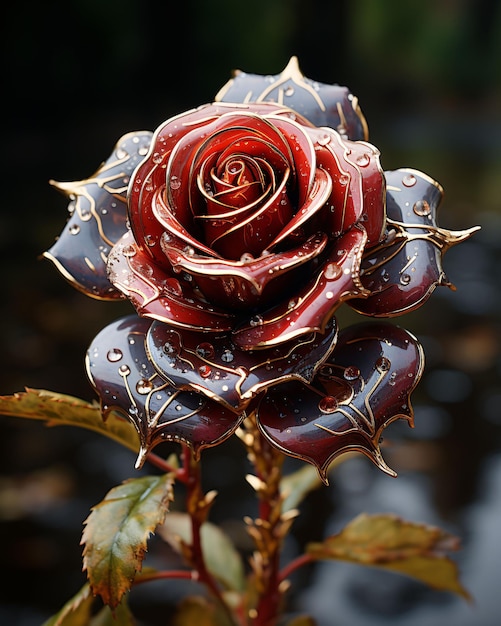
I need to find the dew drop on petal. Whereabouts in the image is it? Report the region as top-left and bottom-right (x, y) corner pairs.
(196, 342), (215, 359)
(400, 273), (411, 285)
(324, 263), (342, 280)
(318, 395), (339, 414)
(344, 365), (360, 381)
(221, 349), (234, 363)
(402, 173), (417, 187)
(119, 364), (131, 376)
(376, 356), (391, 373)
(356, 153), (370, 167)
(69, 224), (80, 235)
(136, 378), (153, 394)
(170, 176), (182, 190)
(107, 348), (123, 362)
(413, 200), (431, 216)
(199, 364), (212, 378)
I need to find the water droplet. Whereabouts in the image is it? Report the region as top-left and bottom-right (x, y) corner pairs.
(324, 263), (342, 280)
(136, 378), (153, 394)
(152, 152), (163, 164)
(284, 86), (294, 96)
(317, 133), (331, 146)
(170, 176), (181, 190)
(199, 364), (212, 378)
(326, 291), (334, 299)
(107, 348), (123, 362)
(356, 153), (370, 167)
(119, 364), (131, 376)
(69, 224), (80, 235)
(196, 342), (215, 359)
(145, 234), (156, 247)
(221, 349), (234, 363)
(338, 174), (349, 185)
(381, 269), (390, 283)
(318, 396), (338, 413)
(413, 199), (431, 216)
(344, 366), (360, 381)
(400, 273), (411, 285)
(402, 173), (417, 187)
(122, 244), (136, 257)
(376, 356), (390, 372)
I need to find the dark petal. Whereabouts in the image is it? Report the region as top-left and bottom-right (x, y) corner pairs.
(44, 131), (152, 299)
(86, 315), (243, 467)
(107, 231), (235, 331)
(146, 317), (338, 413)
(233, 226), (369, 350)
(215, 56), (369, 141)
(257, 322), (425, 482)
(348, 168), (480, 316)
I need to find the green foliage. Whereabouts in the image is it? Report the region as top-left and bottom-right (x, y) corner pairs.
(0, 388), (139, 452)
(157, 511), (246, 592)
(82, 474), (175, 608)
(307, 512), (471, 600)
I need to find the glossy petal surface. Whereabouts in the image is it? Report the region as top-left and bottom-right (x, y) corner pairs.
(348, 169), (480, 316)
(256, 322), (424, 481)
(215, 56), (369, 140)
(45, 131), (152, 299)
(233, 226), (368, 349)
(86, 316), (243, 467)
(146, 318), (338, 412)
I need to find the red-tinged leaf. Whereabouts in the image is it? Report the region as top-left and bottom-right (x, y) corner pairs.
(157, 511), (246, 592)
(306, 513), (471, 600)
(0, 388), (139, 453)
(82, 474), (175, 608)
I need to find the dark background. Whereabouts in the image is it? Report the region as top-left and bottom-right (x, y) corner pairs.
(1, 1), (501, 624)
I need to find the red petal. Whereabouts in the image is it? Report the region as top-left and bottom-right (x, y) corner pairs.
(256, 322), (424, 482)
(107, 232), (235, 331)
(161, 230), (328, 311)
(86, 316), (243, 467)
(233, 226), (368, 349)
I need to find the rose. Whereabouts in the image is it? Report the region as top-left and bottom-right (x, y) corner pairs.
(107, 100), (385, 351)
(46, 58), (478, 478)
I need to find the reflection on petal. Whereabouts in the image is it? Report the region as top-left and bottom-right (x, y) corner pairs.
(215, 56), (369, 140)
(146, 318), (338, 412)
(257, 322), (424, 482)
(86, 315), (242, 467)
(233, 226), (368, 349)
(45, 131), (152, 299)
(349, 168), (480, 316)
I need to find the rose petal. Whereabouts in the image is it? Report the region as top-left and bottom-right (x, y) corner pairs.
(311, 128), (386, 245)
(215, 56), (369, 141)
(256, 322), (424, 482)
(233, 226), (369, 349)
(45, 131), (152, 299)
(146, 318), (338, 412)
(86, 315), (243, 467)
(348, 168), (481, 316)
(107, 231), (235, 331)
(161, 232), (328, 311)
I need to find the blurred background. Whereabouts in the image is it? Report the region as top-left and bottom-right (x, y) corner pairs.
(1, 1), (500, 624)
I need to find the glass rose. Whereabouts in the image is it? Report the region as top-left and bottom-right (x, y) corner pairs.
(45, 57), (477, 480)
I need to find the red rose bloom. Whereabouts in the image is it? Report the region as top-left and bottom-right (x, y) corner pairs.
(46, 58), (478, 479)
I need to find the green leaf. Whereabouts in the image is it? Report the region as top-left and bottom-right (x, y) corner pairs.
(280, 464), (323, 513)
(82, 474), (175, 608)
(41, 583), (95, 626)
(0, 388), (139, 452)
(157, 512), (246, 592)
(306, 513), (471, 600)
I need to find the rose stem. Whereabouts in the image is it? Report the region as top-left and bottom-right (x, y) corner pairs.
(182, 444), (239, 625)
